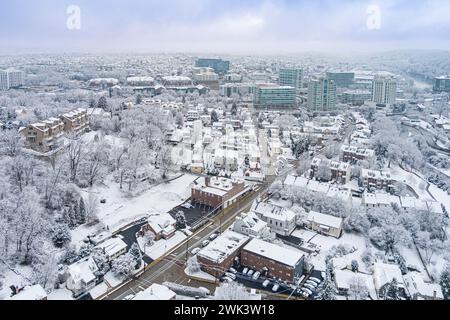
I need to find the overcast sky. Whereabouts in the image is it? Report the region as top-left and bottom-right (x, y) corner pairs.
(1, 0), (450, 54)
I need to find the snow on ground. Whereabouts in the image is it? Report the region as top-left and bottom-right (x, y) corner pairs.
(397, 246), (430, 282)
(308, 232), (371, 271)
(428, 183), (450, 213)
(88, 282), (109, 300)
(184, 267), (216, 282)
(137, 231), (187, 260)
(0, 267), (33, 300)
(391, 165), (433, 200)
(291, 229), (317, 242)
(78, 173), (198, 234)
(47, 288), (74, 300)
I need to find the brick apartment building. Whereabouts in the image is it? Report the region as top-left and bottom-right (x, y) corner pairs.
(196, 230), (249, 278)
(341, 144), (375, 163)
(361, 168), (393, 192)
(191, 177), (250, 209)
(240, 238), (305, 283)
(310, 157), (351, 184)
(20, 108), (89, 153)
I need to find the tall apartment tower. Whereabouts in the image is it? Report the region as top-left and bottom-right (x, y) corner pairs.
(371, 77), (397, 104)
(0, 69), (25, 90)
(307, 78), (337, 111)
(279, 68), (303, 93)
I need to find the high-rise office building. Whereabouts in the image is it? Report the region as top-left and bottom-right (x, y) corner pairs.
(279, 68), (303, 93)
(195, 58), (230, 74)
(0, 69), (25, 90)
(371, 77), (397, 104)
(307, 78), (337, 111)
(254, 84), (296, 109)
(433, 76), (450, 93)
(326, 71), (355, 87)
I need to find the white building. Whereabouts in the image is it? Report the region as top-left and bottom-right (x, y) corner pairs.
(132, 283), (176, 300)
(0, 69), (25, 90)
(306, 211), (343, 238)
(372, 77), (397, 105)
(65, 256), (99, 297)
(94, 237), (128, 262)
(232, 211), (275, 240)
(250, 201), (297, 236)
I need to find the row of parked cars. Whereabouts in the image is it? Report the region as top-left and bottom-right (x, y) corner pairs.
(296, 276), (322, 298)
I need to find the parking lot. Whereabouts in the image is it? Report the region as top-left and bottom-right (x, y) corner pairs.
(220, 265), (324, 300)
(169, 200), (215, 227)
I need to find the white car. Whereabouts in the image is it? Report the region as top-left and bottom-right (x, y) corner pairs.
(224, 272), (236, 280)
(242, 267), (249, 275)
(209, 233), (219, 240)
(306, 280), (318, 288)
(202, 240), (210, 247)
(271, 284), (280, 292)
(229, 267), (237, 274)
(309, 277), (321, 285)
(303, 283), (316, 291)
(302, 288), (313, 296)
(191, 247), (201, 255)
(222, 276), (233, 283)
(252, 271), (261, 281)
(262, 279), (270, 288)
(247, 269), (254, 277)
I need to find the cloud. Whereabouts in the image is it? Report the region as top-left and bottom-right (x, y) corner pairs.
(0, 0), (449, 53)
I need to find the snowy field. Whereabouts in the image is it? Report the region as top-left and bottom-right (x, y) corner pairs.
(391, 165), (433, 200)
(71, 173), (198, 245)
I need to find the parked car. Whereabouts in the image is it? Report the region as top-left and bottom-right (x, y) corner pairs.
(252, 271), (261, 281)
(221, 276), (233, 283)
(224, 272), (236, 280)
(191, 247), (201, 255)
(272, 284), (280, 292)
(209, 233), (219, 241)
(303, 283), (316, 291)
(229, 267), (237, 274)
(308, 277), (321, 284)
(202, 240), (210, 247)
(302, 287), (313, 296)
(262, 279), (270, 288)
(242, 267), (248, 275)
(306, 280), (318, 288)
(247, 269), (254, 277)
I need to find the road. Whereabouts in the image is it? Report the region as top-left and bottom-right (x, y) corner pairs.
(103, 166), (295, 300)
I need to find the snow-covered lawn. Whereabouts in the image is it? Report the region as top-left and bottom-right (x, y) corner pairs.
(47, 288), (74, 300)
(308, 233), (372, 271)
(184, 267), (216, 282)
(76, 173), (198, 235)
(0, 266), (34, 300)
(428, 183), (450, 213)
(137, 231), (187, 261)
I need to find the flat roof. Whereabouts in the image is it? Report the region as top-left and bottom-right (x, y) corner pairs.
(243, 238), (304, 267)
(197, 230), (249, 264)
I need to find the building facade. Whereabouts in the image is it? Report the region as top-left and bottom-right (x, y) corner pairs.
(307, 78), (337, 111)
(326, 71), (355, 87)
(433, 76), (450, 93)
(372, 77), (397, 104)
(254, 84), (296, 109)
(240, 238), (305, 283)
(195, 58), (230, 74)
(279, 68), (303, 93)
(191, 177), (249, 209)
(0, 69), (25, 90)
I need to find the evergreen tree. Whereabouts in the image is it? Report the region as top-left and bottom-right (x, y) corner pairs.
(211, 110), (219, 123)
(77, 197), (87, 225)
(384, 278), (401, 300)
(317, 256), (337, 300)
(128, 243), (142, 269)
(135, 94), (143, 105)
(97, 96), (108, 110)
(175, 211), (187, 229)
(231, 103), (238, 116)
(50, 223), (72, 248)
(440, 264), (450, 299)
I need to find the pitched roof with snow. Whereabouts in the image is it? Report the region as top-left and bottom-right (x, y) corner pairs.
(306, 211), (343, 229)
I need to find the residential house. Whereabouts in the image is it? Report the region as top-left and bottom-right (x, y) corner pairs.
(306, 211), (343, 238)
(250, 201), (297, 236)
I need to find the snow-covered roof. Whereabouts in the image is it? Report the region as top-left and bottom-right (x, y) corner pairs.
(307, 211), (343, 229)
(67, 256), (98, 285)
(147, 213), (176, 235)
(403, 272), (443, 299)
(251, 201), (296, 222)
(334, 270), (377, 300)
(132, 284), (176, 300)
(95, 237), (127, 257)
(197, 230), (249, 263)
(243, 238), (304, 267)
(373, 262), (404, 290)
(8, 285), (47, 300)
